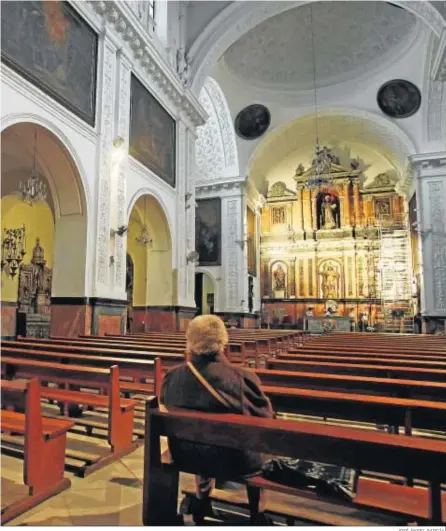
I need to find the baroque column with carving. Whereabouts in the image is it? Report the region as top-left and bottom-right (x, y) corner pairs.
(93, 32), (117, 297)
(411, 153), (446, 334)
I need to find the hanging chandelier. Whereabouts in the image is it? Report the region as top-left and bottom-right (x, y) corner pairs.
(19, 129), (47, 205)
(136, 198), (153, 247)
(303, 5), (334, 190)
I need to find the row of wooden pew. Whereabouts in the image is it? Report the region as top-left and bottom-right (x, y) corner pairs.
(2, 329), (445, 524)
(1, 328), (298, 523)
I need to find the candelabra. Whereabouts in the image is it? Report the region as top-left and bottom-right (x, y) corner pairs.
(1, 225), (27, 278)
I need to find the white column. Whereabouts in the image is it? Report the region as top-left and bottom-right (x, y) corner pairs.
(93, 32), (117, 298)
(411, 152), (446, 318)
(174, 119), (196, 308)
(222, 183), (246, 313)
(185, 126), (197, 306)
(110, 50), (131, 300)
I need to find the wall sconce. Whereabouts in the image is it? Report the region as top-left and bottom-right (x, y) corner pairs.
(113, 136), (125, 149)
(1, 225), (27, 278)
(235, 236), (252, 249)
(186, 250), (199, 264)
(110, 225), (128, 237)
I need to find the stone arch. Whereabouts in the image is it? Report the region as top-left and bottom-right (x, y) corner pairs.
(1, 121), (89, 300)
(127, 193), (173, 308)
(188, 1), (446, 94)
(195, 77), (239, 185)
(195, 266), (219, 313)
(247, 107), (419, 194)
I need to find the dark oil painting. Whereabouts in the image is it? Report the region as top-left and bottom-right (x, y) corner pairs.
(235, 104), (271, 140)
(1, 1), (98, 126)
(196, 198), (221, 266)
(129, 75), (176, 188)
(377, 79), (421, 119)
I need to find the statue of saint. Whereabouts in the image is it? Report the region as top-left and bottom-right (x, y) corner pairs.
(320, 263), (340, 299)
(31, 238), (46, 294)
(273, 265), (286, 291)
(321, 195), (337, 230)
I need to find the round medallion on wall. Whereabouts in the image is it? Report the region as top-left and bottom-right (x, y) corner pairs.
(235, 104), (271, 140)
(377, 79), (421, 119)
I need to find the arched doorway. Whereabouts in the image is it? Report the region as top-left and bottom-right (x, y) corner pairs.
(195, 271), (215, 315)
(1, 122), (88, 338)
(127, 194), (173, 331)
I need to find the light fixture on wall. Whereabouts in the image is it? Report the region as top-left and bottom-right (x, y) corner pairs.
(1, 225), (27, 278)
(186, 250), (199, 264)
(110, 225), (128, 237)
(302, 5), (334, 190)
(235, 235), (252, 249)
(19, 129), (47, 205)
(136, 197), (153, 247)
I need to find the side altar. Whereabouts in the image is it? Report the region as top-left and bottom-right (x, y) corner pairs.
(304, 316), (353, 333)
(16, 238), (52, 338)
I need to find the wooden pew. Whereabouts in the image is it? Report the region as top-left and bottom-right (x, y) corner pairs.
(3, 340), (184, 367)
(112, 332), (267, 361)
(283, 348), (446, 361)
(276, 352), (446, 368)
(263, 385), (446, 435)
(1, 345), (164, 398)
(1, 357), (138, 476)
(1, 379), (73, 524)
(265, 357), (446, 382)
(255, 368), (446, 401)
(142, 404), (446, 525)
(78, 334), (250, 362)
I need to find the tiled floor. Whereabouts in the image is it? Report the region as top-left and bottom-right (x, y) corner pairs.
(3, 445), (147, 526)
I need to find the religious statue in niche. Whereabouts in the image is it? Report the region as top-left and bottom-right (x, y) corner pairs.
(375, 198), (392, 219)
(273, 264), (286, 291)
(320, 262), (340, 299)
(318, 194), (340, 230)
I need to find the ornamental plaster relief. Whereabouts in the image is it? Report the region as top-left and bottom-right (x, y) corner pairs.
(113, 54), (131, 294)
(223, 2), (418, 91)
(195, 77), (239, 185)
(189, 1), (446, 94)
(95, 39), (116, 291)
(225, 198), (241, 309)
(428, 180), (446, 310)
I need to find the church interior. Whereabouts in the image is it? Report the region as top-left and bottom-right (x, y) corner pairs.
(1, 0), (446, 526)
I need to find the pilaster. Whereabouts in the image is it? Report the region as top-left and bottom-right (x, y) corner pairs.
(410, 152), (446, 320)
(93, 33), (117, 298)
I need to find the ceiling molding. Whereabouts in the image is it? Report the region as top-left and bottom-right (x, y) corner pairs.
(87, 1), (207, 127)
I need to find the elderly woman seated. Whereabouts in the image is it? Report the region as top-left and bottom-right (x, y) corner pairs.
(161, 314), (273, 525)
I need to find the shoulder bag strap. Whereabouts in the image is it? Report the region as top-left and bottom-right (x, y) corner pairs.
(187, 361), (232, 409)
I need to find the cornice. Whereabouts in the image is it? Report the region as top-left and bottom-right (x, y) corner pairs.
(88, 1), (207, 127)
(195, 178), (246, 195)
(409, 151), (446, 175)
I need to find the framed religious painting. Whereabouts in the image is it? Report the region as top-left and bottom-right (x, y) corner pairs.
(196, 198), (221, 266)
(1, 1), (98, 126)
(129, 75), (176, 187)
